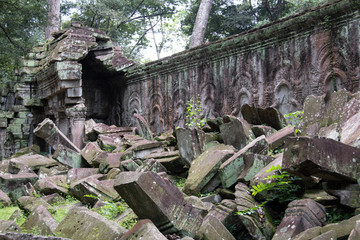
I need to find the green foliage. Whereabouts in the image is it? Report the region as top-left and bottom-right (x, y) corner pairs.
(85, 195), (125, 220)
(173, 176), (186, 188)
(0, 0), (48, 84)
(185, 95), (207, 128)
(62, 0), (187, 60)
(120, 214), (138, 229)
(284, 111), (303, 127)
(326, 206), (355, 224)
(181, 0), (327, 44)
(237, 165), (301, 216)
(102, 144), (116, 153)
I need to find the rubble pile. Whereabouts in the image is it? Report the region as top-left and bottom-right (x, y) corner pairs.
(1, 90), (360, 240)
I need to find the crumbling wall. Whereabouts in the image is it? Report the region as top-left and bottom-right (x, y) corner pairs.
(116, 0), (360, 134)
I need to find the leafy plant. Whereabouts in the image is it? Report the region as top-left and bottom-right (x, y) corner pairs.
(173, 176), (186, 188)
(185, 95), (206, 128)
(120, 214), (138, 229)
(102, 144), (116, 153)
(284, 111), (303, 128)
(85, 195), (125, 220)
(237, 165), (301, 216)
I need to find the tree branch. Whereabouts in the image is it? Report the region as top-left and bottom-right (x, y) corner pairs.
(129, 26), (154, 55)
(0, 23), (26, 52)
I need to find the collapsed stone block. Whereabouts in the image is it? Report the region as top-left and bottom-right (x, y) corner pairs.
(237, 153), (274, 183)
(0, 172), (38, 201)
(241, 104), (286, 130)
(348, 220), (360, 240)
(81, 141), (107, 167)
(0, 220), (20, 233)
(53, 144), (87, 168)
(175, 127), (210, 165)
(17, 196), (51, 213)
(323, 182), (360, 208)
(120, 141), (163, 161)
(340, 111), (360, 148)
(183, 144), (235, 195)
(9, 153), (58, 171)
(120, 219), (167, 240)
(33, 118), (80, 152)
(199, 215), (236, 240)
(55, 207), (126, 240)
(67, 167), (99, 184)
(265, 126), (294, 150)
(143, 151), (186, 174)
(219, 135), (269, 188)
(114, 171), (203, 237)
(34, 175), (69, 195)
(70, 174), (120, 206)
(21, 205), (58, 236)
(135, 159), (167, 174)
(311, 230), (337, 240)
(0, 189), (11, 207)
(134, 113), (154, 141)
(283, 136), (360, 182)
(220, 116), (254, 150)
(272, 199), (326, 240)
(235, 183), (275, 240)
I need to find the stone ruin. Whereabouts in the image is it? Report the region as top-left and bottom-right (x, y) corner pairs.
(1, 0), (360, 159)
(0, 0), (360, 239)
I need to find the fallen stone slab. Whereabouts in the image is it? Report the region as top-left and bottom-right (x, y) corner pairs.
(0, 189), (11, 207)
(318, 123), (339, 141)
(9, 153), (58, 171)
(235, 182), (275, 240)
(183, 144), (235, 195)
(34, 175), (69, 195)
(134, 113), (154, 141)
(348, 220), (360, 240)
(135, 159), (167, 174)
(199, 215), (236, 240)
(323, 182), (360, 208)
(265, 126), (294, 150)
(18, 196), (51, 212)
(312, 230), (337, 240)
(0, 232), (70, 240)
(84, 119), (97, 141)
(94, 123), (136, 135)
(98, 133), (124, 149)
(0, 220), (20, 233)
(55, 207), (126, 240)
(21, 205), (58, 236)
(114, 171), (203, 237)
(272, 199), (326, 240)
(120, 219), (167, 240)
(298, 95), (326, 136)
(206, 199), (249, 239)
(0, 172), (38, 201)
(33, 118), (80, 152)
(67, 167), (99, 184)
(283, 136), (360, 182)
(53, 144), (87, 168)
(340, 111), (360, 148)
(251, 125), (277, 138)
(142, 151), (187, 174)
(241, 104), (286, 130)
(70, 174), (120, 206)
(219, 135), (269, 188)
(175, 127), (211, 165)
(99, 152), (122, 173)
(220, 115), (254, 150)
(293, 214), (360, 240)
(81, 141), (108, 167)
(237, 153), (274, 183)
(120, 141), (163, 161)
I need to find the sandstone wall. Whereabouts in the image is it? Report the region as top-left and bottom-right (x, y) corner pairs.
(116, 0), (360, 134)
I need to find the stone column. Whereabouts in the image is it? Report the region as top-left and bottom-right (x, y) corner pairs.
(66, 103), (87, 150)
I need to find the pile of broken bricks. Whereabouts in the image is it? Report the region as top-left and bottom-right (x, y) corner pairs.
(1, 89), (360, 239)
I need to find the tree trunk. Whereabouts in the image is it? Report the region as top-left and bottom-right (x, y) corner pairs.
(45, 0), (61, 40)
(189, 0), (213, 48)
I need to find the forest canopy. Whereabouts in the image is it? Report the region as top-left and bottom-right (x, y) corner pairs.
(0, 0), (327, 85)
